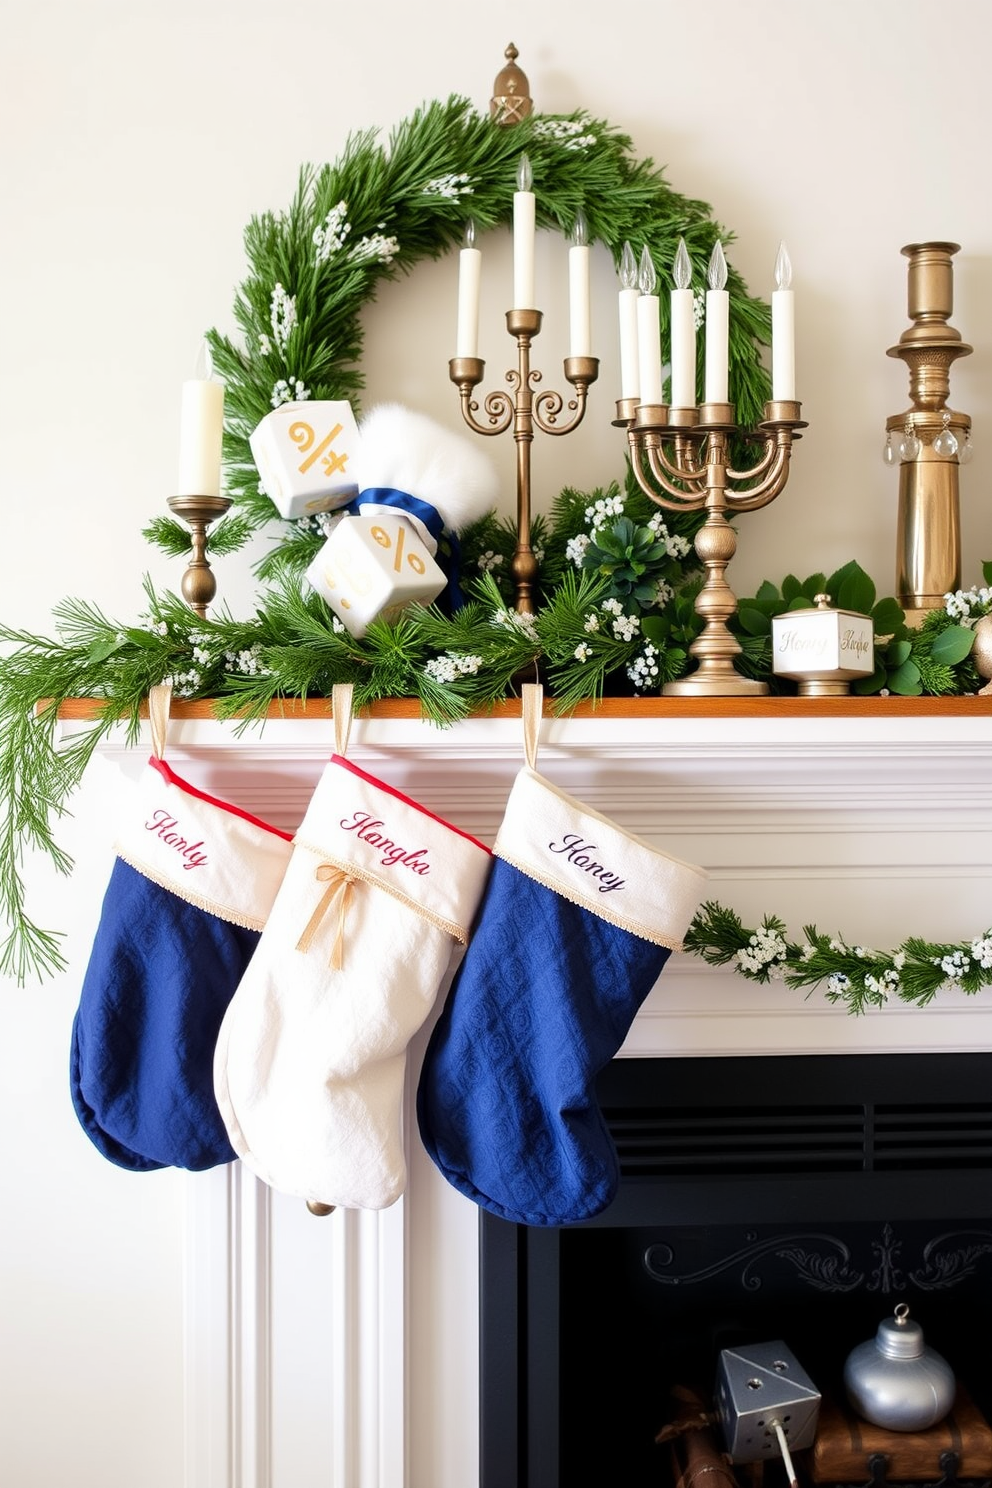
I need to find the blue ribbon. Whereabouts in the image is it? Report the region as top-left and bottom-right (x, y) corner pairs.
(342, 487), (466, 611)
(344, 488), (445, 548)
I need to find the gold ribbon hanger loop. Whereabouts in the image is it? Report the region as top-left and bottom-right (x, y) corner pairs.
(148, 682), (174, 761)
(521, 681), (543, 771)
(332, 682), (355, 759)
(296, 863), (359, 970)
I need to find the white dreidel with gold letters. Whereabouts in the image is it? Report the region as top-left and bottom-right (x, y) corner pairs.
(306, 403), (499, 638)
(249, 400), (361, 519)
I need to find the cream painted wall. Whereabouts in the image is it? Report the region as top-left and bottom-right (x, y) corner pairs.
(2, 2), (991, 1484)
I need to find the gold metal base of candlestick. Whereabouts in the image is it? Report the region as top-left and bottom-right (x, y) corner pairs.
(664, 672), (768, 697)
(167, 494), (232, 619)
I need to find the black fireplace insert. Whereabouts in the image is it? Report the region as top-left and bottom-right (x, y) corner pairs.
(479, 1052), (992, 1488)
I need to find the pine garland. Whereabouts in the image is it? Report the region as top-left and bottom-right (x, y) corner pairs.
(684, 902), (992, 1016)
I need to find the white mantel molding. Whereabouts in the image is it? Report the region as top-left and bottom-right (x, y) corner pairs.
(70, 701), (991, 1488)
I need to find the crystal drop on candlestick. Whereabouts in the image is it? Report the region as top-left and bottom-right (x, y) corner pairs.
(899, 430), (921, 460)
(959, 434), (975, 464)
(883, 434), (897, 465)
(933, 427), (959, 458)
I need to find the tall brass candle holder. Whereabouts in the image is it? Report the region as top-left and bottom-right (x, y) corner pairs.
(166, 494), (232, 619)
(884, 241), (973, 623)
(450, 311), (598, 613)
(623, 398), (806, 695)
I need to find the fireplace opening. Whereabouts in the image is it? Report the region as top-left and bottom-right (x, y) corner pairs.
(479, 1053), (992, 1488)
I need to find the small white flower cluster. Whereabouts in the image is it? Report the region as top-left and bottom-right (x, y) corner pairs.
(424, 651), (483, 684)
(584, 492), (624, 536)
(647, 511), (692, 559)
(943, 585), (992, 620)
(494, 607), (539, 643)
(423, 172), (473, 198)
(566, 532), (591, 568)
(167, 668), (203, 699)
(935, 949), (971, 982)
(573, 642), (592, 662)
(827, 972), (851, 994)
(601, 597), (639, 641)
(627, 641), (660, 689)
(736, 924), (788, 978)
(269, 282), (297, 353)
(224, 644), (267, 677)
(863, 967), (901, 1001)
(583, 612), (600, 633)
(349, 227), (400, 265)
(150, 620), (169, 638)
(313, 201), (350, 261)
(653, 579), (675, 608)
(971, 934), (992, 969)
(476, 550), (504, 573)
(532, 119), (597, 150)
(271, 378), (310, 408)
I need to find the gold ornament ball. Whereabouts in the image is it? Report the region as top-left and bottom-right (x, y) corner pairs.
(973, 614), (992, 681)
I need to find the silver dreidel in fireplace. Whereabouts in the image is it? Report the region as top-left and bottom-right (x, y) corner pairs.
(715, 1341), (822, 1488)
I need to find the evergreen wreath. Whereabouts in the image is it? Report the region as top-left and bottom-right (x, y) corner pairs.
(0, 94), (989, 988)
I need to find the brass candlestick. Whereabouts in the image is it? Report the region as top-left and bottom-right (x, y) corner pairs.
(884, 241), (973, 622)
(450, 310), (598, 613)
(166, 494), (232, 619)
(624, 398), (806, 695)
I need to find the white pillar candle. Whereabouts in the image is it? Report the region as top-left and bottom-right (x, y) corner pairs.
(456, 219), (482, 358)
(177, 376), (224, 497)
(772, 240), (796, 401)
(568, 210), (592, 358)
(636, 246), (664, 407)
(512, 153), (536, 311)
(704, 240), (730, 405)
(670, 237), (696, 408)
(617, 241), (640, 400)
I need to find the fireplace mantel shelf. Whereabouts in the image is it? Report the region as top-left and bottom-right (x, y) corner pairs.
(57, 693), (992, 720)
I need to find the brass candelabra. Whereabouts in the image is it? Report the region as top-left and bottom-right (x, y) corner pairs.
(450, 310), (599, 613)
(622, 397), (806, 695)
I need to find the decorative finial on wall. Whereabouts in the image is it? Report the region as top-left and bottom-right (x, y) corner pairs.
(491, 43), (532, 125)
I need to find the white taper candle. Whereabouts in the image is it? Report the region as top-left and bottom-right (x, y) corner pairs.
(512, 154), (536, 311)
(568, 210), (592, 357)
(178, 373), (224, 497)
(772, 241), (796, 401)
(670, 237), (696, 408)
(618, 241), (640, 400)
(456, 219), (482, 358)
(704, 240), (729, 404)
(636, 246), (664, 407)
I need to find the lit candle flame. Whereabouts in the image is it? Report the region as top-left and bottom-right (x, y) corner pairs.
(775, 241), (792, 290)
(707, 240), (728, 292)
(516, 153), (533, 193)
(673, 237), (692, 292)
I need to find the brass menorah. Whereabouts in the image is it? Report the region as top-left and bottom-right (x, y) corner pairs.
(449, 312), (599, 614)
(623, 397), (806, 695)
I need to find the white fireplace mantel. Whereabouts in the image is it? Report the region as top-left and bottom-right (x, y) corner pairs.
(70, 702), (992, 1488)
